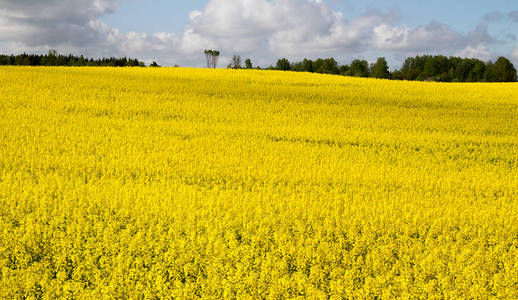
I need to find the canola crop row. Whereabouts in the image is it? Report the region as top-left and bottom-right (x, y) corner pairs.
(0, 66), (517, 298)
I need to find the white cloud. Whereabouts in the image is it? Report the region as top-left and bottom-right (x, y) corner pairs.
(372, 24), (410, 50)
(372, 23), (493, 55)
(189, 10), (203, 21)
(0, 0), (502, 67)
(457, 44), (491, 61)
(0, 0), (120, 50)
(181, 0), (493, 63)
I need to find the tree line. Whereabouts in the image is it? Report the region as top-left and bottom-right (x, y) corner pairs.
(2, 49), (516, 82)
(225, 52), (517, 82)
(0, 51), (150, 67)
(267, 55), (517, 82)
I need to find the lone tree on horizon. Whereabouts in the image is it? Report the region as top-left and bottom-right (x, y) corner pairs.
(204, 49), (220, 68)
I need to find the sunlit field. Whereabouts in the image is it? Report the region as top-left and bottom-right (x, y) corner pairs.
(0, 66), (517, 298)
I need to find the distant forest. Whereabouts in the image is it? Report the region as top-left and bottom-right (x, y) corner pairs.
(265, 55), (518, 82)
(2, 50), (517, 82)
(0, 51), (152, 67)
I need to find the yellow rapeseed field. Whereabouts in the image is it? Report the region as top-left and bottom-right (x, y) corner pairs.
(0, 66), (517, 298)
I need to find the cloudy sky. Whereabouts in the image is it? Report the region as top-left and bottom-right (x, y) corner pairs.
(1, 0), (517, 68)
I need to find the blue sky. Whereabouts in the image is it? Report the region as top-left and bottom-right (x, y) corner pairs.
(102, 0), (208, 34)
(1, 0), (518, 67)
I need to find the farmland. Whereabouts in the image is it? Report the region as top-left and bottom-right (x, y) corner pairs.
(0, 67), (517, 298)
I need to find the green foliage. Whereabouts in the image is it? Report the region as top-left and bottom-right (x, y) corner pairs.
(272, 55), (516, 82)
(370, 57), (390, 79)
(276, 58), (291, 71)
(348, 59), (370, 77)
(484, 62), (497, 82)
(314, 58), (339, 74)
(244, 58), (253, 69)
(0, 53), (145, 67)
(493, 57), (517, 82)
(469, 60), (486, 81)
(204, 49), (220, 56)
(396, 55), (517, 82)
(302, 58), (314, 73)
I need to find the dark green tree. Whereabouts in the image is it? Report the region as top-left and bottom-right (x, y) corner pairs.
(244, 58), (253, 69)
(493, 56), (517, 82)
(484, 61), (497, 82)
(370, 57), (390, 79)
(454, 60), (473, 82)
(391, 70), (405, 80)
(338, 64), (349, 75)
(469, 60), (486, 81)
(315, 58), (339, 74)
(302, 58), (314, 73)
(348, 59), (369, 77)
(394, 55), (517, 82)
(276, 58), (291, 71)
